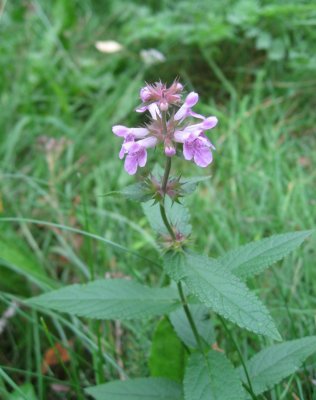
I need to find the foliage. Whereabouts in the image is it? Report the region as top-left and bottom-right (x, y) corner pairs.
(86, 377), (183, 400)
(169, 304), (215, 349)
(239, 336), (316, 395)
(142, 198), (192, 238)
(219, 230), (313, 279)
(163, 251), (281, 340)
(0, 0), (315, 398)
(149, 318), (186, 381)
(27, 279), (180, 319)
(184, 351), (245, 400)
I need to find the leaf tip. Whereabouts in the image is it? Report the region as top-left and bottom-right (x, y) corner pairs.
(272, 329), (283, 342)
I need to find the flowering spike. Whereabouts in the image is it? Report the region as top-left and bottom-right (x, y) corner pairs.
(112, 79), (218, 173)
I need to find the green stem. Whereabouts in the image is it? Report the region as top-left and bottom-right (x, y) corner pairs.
(218, 316), (258, 400)
(160, 156), (176, 240)
(159, 203), (176, 240)
(158, 156), (204, 356)
(161, 150), (172, 194)
(177, 282), (205, 354)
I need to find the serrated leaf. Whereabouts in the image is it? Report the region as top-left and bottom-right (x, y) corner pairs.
(85, 377), (183, 400)
(149, 318), (186, 381)
(184, 351), (245, 400)
(163, 251), (281, 340)
(239, 336), (316, 395)
(27, 279), (180, 320)
(120, 182), (152, 202)
(180, 175), (211, 195)
(170, 304), (215, 348)
(143, 197), (191, 237)
(219, 231), (312, 280)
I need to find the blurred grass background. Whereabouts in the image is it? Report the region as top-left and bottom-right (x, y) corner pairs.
(0, 0), (315, 398)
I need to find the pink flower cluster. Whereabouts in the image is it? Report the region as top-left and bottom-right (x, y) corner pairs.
(112, 80), (218, 175)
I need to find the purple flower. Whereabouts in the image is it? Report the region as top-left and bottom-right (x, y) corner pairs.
(112, 80), (218, 173)
(174, 115), (217, 167)
(183, 133), (213, 167)
(174, 92), (204, 121)
(112, 125), (149, 158)
(121, 137), (157, 175)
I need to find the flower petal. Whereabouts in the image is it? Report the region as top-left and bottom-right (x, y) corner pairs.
(137, 136), (157, 148)
(202, 116), (218, 130)
(174, 104), (188, 121)
(119, 146), (126, 159)
(136, 105), (147, 113)
(189, 110), (205, 120)
(174, 130), (191, 143)
(194, 147), (213, 167)
(183, 141), (194, 160)
(129, 128), (149, 138)
(138, 148), (147, 167)
(112, 125), (129, 137)
(148, 103), (161, 120)
(185, 92), (199, 107)
(124, 154), (138, 175)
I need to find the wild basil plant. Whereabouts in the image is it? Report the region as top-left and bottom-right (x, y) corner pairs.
(28, 81), (315, 399)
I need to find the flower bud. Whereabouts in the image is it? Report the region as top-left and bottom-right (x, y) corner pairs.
(164, 139), (176, 157)
(140, 87), (151, 102)
(159, 100), (169, 111)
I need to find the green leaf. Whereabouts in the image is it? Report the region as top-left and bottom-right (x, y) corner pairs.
(163, 251), (281, 340)
(120, 182), (153, 202)
(142, 197), (191, 237)
(27, 279), (180, 320)
(149, 318), (186, 381)
(184, 351), (245, 400)
(170, 304), (215, 348)
(239, 336), (316, 395)
(85, 377), (183, 400)
(219, 231), (312, 280)
(180, 176), (211, 195)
